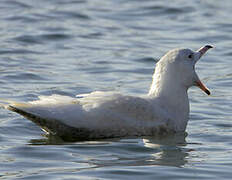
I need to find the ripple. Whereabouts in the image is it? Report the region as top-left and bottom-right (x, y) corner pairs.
(14, 35), (43, 44)
(3, 73), (46, 81)
(134, 57), (158, 63)
(50, 10), (90, 20)
(79, 32), (104, 39)
(13, 33), (72, 44)
(115, 4), (195, 20)
(5, 16), (39, 23)
(214, 123), (232, 128)
(52, 0), (86, 5)
(3, 0), (32, 9)
(39, 33), (72, 41)
(0, 49), (42, 55)
(145, 5), (195, 14)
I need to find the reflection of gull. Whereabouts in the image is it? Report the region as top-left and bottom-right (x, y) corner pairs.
(2, 45), (212, 140)
(30, 134), (189, 168)
(143, 134), (188, 167)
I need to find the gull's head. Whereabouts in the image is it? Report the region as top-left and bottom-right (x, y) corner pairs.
(149, 45), (213, 96)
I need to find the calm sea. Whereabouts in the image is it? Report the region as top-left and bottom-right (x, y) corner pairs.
(0, 0), (232, 179)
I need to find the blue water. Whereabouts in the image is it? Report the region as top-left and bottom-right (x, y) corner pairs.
(0, 0), (232, 179)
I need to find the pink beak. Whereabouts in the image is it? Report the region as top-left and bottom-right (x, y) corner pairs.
(195, 45), (213, 95)
(198, 45), (213, 58)
(195, 80), (211, 95)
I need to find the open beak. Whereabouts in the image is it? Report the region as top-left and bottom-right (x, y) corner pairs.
(195, 80), (211, 95)
(197, 45), (213, 58)
(195, 45), (213, 95)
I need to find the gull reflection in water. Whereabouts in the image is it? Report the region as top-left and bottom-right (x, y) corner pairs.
(142, 133), (192, 167)
(29, 132), (199, 168)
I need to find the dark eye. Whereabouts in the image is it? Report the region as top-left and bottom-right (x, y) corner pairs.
(188, 54), (192, 59)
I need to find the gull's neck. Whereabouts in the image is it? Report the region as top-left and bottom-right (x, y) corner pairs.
(148, 63), (190, 131)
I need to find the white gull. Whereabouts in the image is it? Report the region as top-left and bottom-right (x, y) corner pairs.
(3, 45), (213, 140)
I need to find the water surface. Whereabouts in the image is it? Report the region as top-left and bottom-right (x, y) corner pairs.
(0, 0), (232, 179)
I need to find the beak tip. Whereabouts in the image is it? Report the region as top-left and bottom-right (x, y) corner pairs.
(205, 89), (211, 96)
(205, 45), (213, 49)
(195, 80), (211, 96)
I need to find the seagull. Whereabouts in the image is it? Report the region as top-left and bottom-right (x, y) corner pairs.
(2, 45), (213, 140)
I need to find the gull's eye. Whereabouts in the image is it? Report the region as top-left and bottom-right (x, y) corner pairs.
(188, 54), (193, 59)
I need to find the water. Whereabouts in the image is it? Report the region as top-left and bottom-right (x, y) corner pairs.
(0, 0), (232, 179)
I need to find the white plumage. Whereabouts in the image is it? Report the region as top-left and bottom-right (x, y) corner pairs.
(3, 45), (213, 140)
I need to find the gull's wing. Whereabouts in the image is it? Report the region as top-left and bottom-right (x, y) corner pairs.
(2, 92), (169, 139)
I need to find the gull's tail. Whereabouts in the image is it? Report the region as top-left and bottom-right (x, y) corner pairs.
(0, 98), (21, 109)
(0, 98), (32, 114)
(0, 97), (90, 141)
(0, 98), (48, 130)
